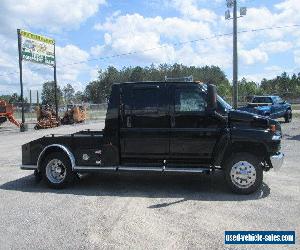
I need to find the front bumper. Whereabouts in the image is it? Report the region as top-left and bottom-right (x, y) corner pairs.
(270, 152), (284, 171)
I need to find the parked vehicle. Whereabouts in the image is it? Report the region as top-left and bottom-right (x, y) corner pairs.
(21, 82), (284, 194)
(0, 100), (20, 127)
(238, 95), (292, 123)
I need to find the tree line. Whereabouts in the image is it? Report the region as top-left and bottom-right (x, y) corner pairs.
(2, 64), (300, 105)
(0, 93), (28, 104)
(82, 64), (300, 104)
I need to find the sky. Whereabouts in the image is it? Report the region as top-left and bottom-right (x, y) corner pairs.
(0, 0), (300, 99)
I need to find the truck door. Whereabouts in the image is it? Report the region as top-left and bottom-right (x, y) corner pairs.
(120, 84), (170, 162)
(169, 84), (223, 165)
(273, 96), (285, 117)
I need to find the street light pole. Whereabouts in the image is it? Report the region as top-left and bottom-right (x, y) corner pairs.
(53, 42), (59, 121)
(17, 29), (26, 132)
(225, 0), (247, 109)
(233, 0), (238, 109)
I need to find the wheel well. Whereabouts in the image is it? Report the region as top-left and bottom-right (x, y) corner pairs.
(221, 141), (267, 167)
(37, 145), (75, 170)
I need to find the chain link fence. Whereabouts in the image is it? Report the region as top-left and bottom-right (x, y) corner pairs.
(12, 103), (108, 123)
(8, 96), (300, 125)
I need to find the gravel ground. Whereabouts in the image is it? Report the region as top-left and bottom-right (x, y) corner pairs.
(0, 118), (299, 250)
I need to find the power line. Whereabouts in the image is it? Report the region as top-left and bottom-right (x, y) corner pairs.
(0, 23), (299, 78)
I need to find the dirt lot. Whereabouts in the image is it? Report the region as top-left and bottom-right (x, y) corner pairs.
(0, 118), (299, 249)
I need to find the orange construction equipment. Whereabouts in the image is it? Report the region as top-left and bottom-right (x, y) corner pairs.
(0, 100), (20, 127)
(34, 105), (60, 130)
(61, 105), (86, 125)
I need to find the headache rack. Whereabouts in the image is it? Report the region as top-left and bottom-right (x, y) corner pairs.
(165, 75), (193, 82)
(44, 129), (103, 138)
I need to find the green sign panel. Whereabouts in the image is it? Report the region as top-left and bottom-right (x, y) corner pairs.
(20, 30), (55, 66)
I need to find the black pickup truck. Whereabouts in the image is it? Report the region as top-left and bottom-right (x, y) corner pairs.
(21, 82), (284, 194)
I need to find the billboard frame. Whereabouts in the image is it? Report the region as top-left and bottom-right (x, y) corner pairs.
(17, 29), (58, 131)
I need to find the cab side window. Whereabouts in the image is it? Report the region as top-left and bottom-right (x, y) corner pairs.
(175, 89), (207, 112)
(132, 88), (159, 113)
(275, 97), (283, 104)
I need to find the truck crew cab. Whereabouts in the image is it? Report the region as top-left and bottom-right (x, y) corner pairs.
(21, 82), (284, 194)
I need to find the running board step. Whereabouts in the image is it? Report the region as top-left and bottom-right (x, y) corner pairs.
(74, 166), (212, 173)
(118, 166), (162, 172)
(164, 167), (211, 173)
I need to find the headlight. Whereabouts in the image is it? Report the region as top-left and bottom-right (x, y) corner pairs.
(269, 124), (276, 132)
(272, 135), (281, 140)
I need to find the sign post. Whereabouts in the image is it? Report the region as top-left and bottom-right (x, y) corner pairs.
(53, 42), (58, 120)
(17, 29), (26, 132)
(17, 29), (57, 130)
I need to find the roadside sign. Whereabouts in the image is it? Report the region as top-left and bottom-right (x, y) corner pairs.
(20, 30), (55, 66)
(17, 29), (58, 130)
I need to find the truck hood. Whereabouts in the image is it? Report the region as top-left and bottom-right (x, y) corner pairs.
(238, 105), (271, 115)
(253, 105), (271, 111)
(247, 103), (272, 108)
(228, 110), (280, 132)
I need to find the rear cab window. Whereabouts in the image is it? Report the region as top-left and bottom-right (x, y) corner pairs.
(132, 87), (159, 113)
(252, 97), (273, 104)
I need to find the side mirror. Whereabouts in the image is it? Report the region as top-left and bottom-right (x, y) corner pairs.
(207, 84), (217, 112)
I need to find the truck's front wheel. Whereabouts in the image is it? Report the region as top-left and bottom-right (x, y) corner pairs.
(41, 152), (75, 189)
(224, 153), (263, 194)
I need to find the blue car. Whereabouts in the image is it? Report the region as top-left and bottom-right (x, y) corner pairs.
(239, 95), (292, 123)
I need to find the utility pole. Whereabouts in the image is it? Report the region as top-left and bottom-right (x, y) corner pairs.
(225, 0), (247, 109)
(17, 29), (26, 131)
(29, 89), (32, 111)
(37, 90), (39, 106)
(53, 42), (59, 121)
(232, 0), (238, 109)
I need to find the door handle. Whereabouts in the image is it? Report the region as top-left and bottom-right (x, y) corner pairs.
(127, 116), (132, 128)
(171, 116), (175, 127)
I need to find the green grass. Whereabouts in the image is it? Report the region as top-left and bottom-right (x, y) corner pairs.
(293, 112), (300, 118)
(87, 110), (107, 120)
(13, 112), (36, 121)
(292, 104), (300, 110)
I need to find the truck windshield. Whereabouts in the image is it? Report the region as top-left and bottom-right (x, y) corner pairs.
(217, 95), (232, 111)
(201, 83), (232, 112)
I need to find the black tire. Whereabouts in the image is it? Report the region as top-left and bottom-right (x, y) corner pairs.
(41, 152), (75, 189)
(34, 169), (42, 183)
(69, 118), (74, 124)
(224, 152), (263, 194)
(284, 109), (292, 123)
(0, 117), (7, 124)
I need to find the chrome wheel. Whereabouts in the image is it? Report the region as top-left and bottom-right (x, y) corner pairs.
(230, 161), (256, 189)
(45, 159), (67, 184)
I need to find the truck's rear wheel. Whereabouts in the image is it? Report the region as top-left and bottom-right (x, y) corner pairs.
(41, 152), (75, 189)
(224, 153), (263, 194)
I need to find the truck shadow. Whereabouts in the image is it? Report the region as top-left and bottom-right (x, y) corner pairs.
(285, 134), (300, 141)
(0, 171), (270, 203)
